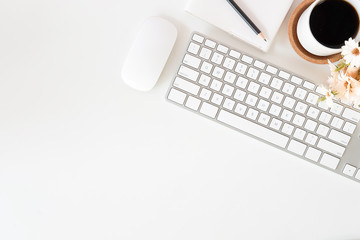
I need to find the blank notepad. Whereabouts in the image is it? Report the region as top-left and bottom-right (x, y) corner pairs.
(185, 0), (294, 52)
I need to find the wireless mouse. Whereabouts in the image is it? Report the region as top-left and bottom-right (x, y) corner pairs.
(121, 17), (178, 91)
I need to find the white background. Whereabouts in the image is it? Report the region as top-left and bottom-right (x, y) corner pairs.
(1, 0), (360, 239)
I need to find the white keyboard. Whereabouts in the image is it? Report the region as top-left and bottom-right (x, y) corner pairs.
(167, 33), (360, 184)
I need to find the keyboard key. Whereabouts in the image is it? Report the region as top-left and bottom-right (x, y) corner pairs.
(281, 123), (294, 135)
(343, 164), (357, 177)
(271, 92), (284, 104)
(281, 109), (293, 122)
(245, 94), (258, 106)
(198, 74), (211, 86)
(270, 118), (283, 130)
(258, 113), (270, 125)
(224, 72), (236, 84)
(316, 124), (330, 137)
(257, 99), (270, 112)
(199, 47), (212, 59)
(223, 57), (236, 70)
(303, 81), (315, 90)
(223, 98), (235, 110)
(266, 65), (278, 75)
(234, 89), (246, 101)
(319, 112), (332, 124)
(218, 110), (289, 148)
(316, 86), (327, 95)
(282, 83), (295, 95)
(258, 72), (271, 85)
(210, 79), (223, 91)
(211, 93), (224, 105)
(242, 55), (253, 64)
(270, 78), (283, 90)
(192, 34), (204, 43)
(330, 103), (344, 115)
(217, 44), (228, 53)
(254, 60), (265, 69)
(248, 82), (260, 94)
(174, 77), (200, 95)
(342, 108), (360, 123)
(200, 102), (218, 118)
(318, 100), (329, 110)
(205, 39), (216, 48)
(343, 122), (357, 134)
(269, 104), (281, 116)
(293, 114), (305, 127)
(246, 109), (259, 120)
(283, 97), (296, 109)
(281, 109), (294, 122)
(222, 84), (234, 96)
(178, 66), (199, 81)
(185, 96), (201, 110)
(328, 129), (351, 145)
(278, 71), (290, 80)
(304, 119), (317, 132)
(168, 88), (186, 104)
(235, 62), (247, 75)
(235, 103), (247, 115)
(317, 138), (345, 158)
(188, 42), (200, 54)
(183, 54), (201, 68)
(229, 50), (241, 59)
(211, 52), (224, 64)
(212, 66), (225, 79)
(331, 117), (344, 129)
(305, 147), (321, 162)
(200, 61), (213, 74)
(341, 99), (352, 106)
(295, 102), (308, 114)
(294, 88), (307, 100)
(236, 76), (249, 89)
(306, 93), (319, 105)
(288, 139), (307, 155)
(259, 87), (272, 99)
(291, 76), (303, 85)
(294, 128), (306, 140)
(306, 107), (320, 119)
(305, 133), (318, 145)
(320, 154), (340, 170)
(247, 67), (260, 80)
(199, 88), (211, 100)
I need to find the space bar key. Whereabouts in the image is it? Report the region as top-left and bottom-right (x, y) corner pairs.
(218, 110), (289, 148)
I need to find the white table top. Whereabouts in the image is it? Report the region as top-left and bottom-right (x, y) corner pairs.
(1, 0), (359, 239)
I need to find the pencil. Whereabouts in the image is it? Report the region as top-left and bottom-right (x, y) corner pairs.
(226, 0), (267, 42)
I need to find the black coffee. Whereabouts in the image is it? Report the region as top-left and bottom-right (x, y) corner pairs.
(310, 0), (359, 49)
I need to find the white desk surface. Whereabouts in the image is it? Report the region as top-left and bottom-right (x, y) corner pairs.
(0, 0), (359, 239)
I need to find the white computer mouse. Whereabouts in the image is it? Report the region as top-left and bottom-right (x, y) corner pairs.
(121, 17), (178, 91)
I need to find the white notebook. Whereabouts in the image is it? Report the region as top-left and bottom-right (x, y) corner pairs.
(185, 0), (294, 52)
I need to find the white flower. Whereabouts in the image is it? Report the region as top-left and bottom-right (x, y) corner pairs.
(325, 90), (335, 107)
(328, 59), (336, 72)
(341, 38), (360, 67)
(337, 71), (360, 103)
(339, 72), (352, 99)
(319, 86), (336, 107)
(327, 59), (340, 79)
(325, 39), (360, 106)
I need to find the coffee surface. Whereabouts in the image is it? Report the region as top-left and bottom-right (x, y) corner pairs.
(310, 0), (359, 49)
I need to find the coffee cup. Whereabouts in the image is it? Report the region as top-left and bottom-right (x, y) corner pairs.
(297, 0), (360, 56)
